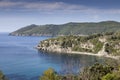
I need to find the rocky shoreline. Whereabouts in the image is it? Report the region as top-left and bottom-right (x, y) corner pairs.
(36, 46), (120, 60)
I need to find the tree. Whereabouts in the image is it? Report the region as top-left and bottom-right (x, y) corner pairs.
(80, 63), (114, 80)
(102, 73), (120, 80)
(39, 68), (60, 80)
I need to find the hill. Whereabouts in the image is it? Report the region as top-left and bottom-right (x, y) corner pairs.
(10, 21), (120, 36)
(37, 31), (120, 58)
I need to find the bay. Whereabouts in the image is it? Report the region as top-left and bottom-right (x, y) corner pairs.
(0, 33), (107, 80)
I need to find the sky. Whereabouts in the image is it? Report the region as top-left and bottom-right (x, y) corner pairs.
(0, 0), (120, 32)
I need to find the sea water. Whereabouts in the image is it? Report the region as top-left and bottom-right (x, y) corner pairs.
(0, 33), (107, 80)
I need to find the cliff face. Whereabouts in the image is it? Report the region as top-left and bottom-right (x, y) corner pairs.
(37, 31), (120, 56)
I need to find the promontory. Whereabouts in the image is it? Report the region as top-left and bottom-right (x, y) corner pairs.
(37, 31), (120, 59)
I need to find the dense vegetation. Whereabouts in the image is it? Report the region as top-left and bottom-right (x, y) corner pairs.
(10, 21), (120, 36)
(38, 31), (120, 56)
(105, 31), (120, 56)
(39, 59), (120, 80)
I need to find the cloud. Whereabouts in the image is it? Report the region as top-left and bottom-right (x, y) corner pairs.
(92, 15), (100, 19)
(0, 1), (86, 11)
(0, 1), (19, 7)
(0, 1), (120, 14)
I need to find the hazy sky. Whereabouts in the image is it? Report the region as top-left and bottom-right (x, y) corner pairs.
(0, 0), (120, 32)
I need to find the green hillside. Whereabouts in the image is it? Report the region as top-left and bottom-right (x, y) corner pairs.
(10, 21), (120, 36)
(38, 31), (120, 56)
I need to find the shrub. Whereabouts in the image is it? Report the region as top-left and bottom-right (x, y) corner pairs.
(39, 68), (60, 80)
(80, 63), (114, 80)
(102, 72), (120, 80)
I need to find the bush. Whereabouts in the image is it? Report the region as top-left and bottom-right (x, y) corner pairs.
(39, 68), (60, 80)
(90, 38), (103, 53)
(80, 63), (114, 80)
(102, 73), (120, 80)
(40, 62), (120, 80)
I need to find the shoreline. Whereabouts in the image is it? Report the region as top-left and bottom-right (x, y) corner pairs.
(70, 51), (120, 60)
(35, 47), (120, 60)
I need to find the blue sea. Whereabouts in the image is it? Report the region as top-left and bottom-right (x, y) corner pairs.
(0, 33), (107, 80)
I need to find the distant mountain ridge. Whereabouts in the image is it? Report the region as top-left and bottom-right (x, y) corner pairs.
(10, 21), (120, 36)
